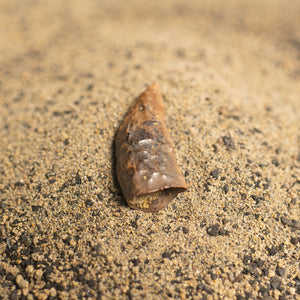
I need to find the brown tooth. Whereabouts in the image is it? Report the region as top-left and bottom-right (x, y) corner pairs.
(115, 83), (188, 212)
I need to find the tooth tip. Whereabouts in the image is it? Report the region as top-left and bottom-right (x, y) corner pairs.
(147, 82), (160, 92)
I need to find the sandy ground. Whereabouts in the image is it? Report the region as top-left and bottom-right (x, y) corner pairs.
(0, 0), (300, 299)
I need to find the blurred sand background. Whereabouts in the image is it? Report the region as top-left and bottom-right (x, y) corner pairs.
(0, 0), (299, 299)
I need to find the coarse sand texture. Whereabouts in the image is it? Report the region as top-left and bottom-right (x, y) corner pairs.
(0, 0), (300, 299)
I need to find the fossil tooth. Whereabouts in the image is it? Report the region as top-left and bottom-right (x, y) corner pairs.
(115, 83), (188, 212)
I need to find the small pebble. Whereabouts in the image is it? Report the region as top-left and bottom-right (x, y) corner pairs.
(16, 275), (29, 289)
(207, 224), (220, 236)
(275, 266), (286, 277)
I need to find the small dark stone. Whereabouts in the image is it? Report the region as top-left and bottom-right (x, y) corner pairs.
(292, 220), (300, 229)
(182, 227), (189, 234)
(85, 199), (93, 207)
(210, 272), (217, 280)
(274, 211), (281, 221)
(251, 128), (262, 134)
(204, 181), (211, 192)
(130, 258), (140, 266)
(243, 254), (252, 265)
(170, 280), (181, 285)
(270, 277), (281, 290)
(266, 245), (279, 256)
(262, 268), (269, 276)
(291, 236), (299, 245)
(276, 266), (286, 277)
(175, 268), (183, 277)
(200, 220), (207, 227)
(31, 205), (42, 212)
(244, 292), (252, 300)
(63, 138), (70, 145)
(281, 216), (293, 227)
(222, 218), (229, 225)
(236, 294), (245, 300)
(63, 236), (72, 246)
(164, 225), (171, 233)
(9, 289), (18, 300)
(207, 224), (220, 236)
(130, 220), (138, 229)
(254, 180), (261, 188)
(126, 289), (133, 300)
(86, 84), (94, 91)
(251, 195), (259, 203)
(256, 195), (265, 204)
(162, 250), (177, 259)
(203, 285), (214, 294)
(271, 157), (280, 167)
(222, 184), (229, 194)
(75, 172), (82, 184)
(256, 258), (265, 268)
(14, 181), (25, 187)
(211, 169), (220, 179)
(222, 135), (236, 150)
(278, 243), (284, 250)
(240, 193), (247, 200)
(176, 49), (186, 57)
(258, 286), (269, 297)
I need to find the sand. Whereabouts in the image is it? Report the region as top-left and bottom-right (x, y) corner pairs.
(0, 0), (299, 299)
